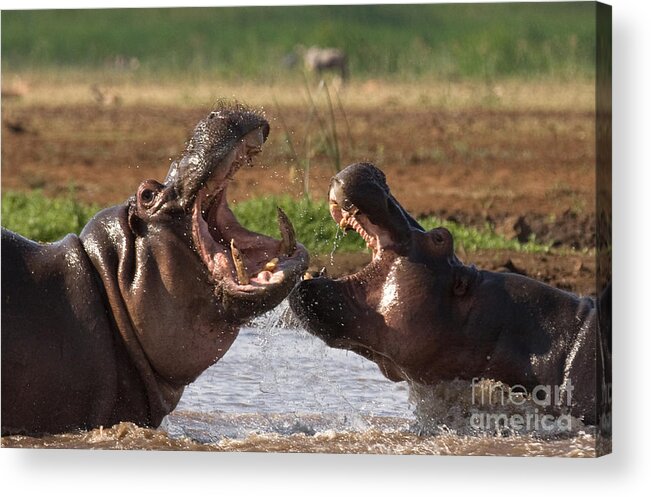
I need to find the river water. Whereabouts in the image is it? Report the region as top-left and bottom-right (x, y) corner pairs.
(1, 302), (606, 456)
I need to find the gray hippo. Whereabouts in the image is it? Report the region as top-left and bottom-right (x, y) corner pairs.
(2, 102), (309, 435)
(289, 162), (610, 428)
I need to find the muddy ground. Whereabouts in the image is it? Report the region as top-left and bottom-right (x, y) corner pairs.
(2, 96), (597, 295)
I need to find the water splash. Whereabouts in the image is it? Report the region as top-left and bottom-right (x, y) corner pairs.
(329, 224), (346, 266)
(249, 300), (294, 395)
(2, 417), (600, 456)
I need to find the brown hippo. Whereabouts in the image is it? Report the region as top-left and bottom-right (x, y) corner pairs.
(289, 162), (610, 429)
(1, 102), (309, 435)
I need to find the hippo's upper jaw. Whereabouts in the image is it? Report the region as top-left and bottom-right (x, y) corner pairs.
(328, 162), (423, 262)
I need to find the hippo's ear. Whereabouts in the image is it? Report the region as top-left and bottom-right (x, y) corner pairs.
(127, 200), (148, 236)
(127, 179), (166, 236)
(136, 179), (165, 212)
(426, 227), (454, 256)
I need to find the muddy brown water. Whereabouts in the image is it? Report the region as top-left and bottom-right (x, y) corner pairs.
(2, 304), (608, 456)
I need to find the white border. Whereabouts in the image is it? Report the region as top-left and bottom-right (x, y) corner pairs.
(1, 0), (650, 495)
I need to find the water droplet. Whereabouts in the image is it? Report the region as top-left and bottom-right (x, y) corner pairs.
(329, 224), (345, 265)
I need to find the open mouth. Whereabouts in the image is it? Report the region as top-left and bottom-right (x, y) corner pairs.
(328, 192), (397, 267)
(191, 127), (305, 294)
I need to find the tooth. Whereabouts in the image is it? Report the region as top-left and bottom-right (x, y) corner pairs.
(230, 239), (249, 285)
(264, 258), (279, 271)
(277, 207), (296, 256)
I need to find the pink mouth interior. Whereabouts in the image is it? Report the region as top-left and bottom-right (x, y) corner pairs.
(190, 129), (303, 292)
(329, 191), (393, 263)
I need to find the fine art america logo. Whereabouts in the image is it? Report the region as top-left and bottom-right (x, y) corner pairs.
(469, 377), (575, 432)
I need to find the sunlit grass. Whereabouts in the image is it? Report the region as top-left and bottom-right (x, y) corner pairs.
(1, 190), (99, 243)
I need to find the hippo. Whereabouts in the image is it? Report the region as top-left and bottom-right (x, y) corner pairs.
(1, 102), (309, 435)
(289, 162), (611, 428)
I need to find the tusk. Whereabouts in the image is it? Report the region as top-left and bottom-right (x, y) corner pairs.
(230, 239), (249, 285)
(264, 258), (279, 272)
(277, 207), (296, 257)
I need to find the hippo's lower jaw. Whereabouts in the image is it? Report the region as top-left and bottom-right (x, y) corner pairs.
(190, 127), (308, 302)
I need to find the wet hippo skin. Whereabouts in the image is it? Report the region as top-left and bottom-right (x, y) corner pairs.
(289, 162), (610, 425)
(2, 102), (309, 435)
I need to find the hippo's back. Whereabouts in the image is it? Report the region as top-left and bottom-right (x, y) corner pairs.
(1, 228), (105, 345)
(1, 228), (121, 434)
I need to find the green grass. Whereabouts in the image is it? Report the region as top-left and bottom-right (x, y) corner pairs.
(2, 3), (596, 81)
(1, 190), (100, 243)
(1, 190), (550, 254)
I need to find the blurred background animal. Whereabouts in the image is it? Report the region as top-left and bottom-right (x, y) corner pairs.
(287, 45), (349, 84)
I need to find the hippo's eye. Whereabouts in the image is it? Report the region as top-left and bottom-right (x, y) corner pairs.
(140, 189), (155, 205)
(341, 198), (355, 212)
